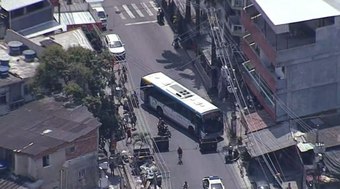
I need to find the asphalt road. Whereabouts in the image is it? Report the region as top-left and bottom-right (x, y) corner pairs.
(103, 0), (245, 188)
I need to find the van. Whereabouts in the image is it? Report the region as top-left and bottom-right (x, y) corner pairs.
(92, 5), (107, 29)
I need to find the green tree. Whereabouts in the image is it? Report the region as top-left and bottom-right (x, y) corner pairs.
(33, 45), (118, 139)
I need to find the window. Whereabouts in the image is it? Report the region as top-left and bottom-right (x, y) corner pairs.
(42, 155), (50, 167)
(66, 146), (76, 154)
(79, 169), (86, 180)
(0, 94), (6, 105)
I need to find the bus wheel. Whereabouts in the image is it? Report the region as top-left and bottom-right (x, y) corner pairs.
(188, 126), (195, 134)
(156, 107), (163, 117)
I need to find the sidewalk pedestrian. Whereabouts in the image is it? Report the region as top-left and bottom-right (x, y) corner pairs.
(109, 162), (115, 176)
(130, 112), (137, 130)
(177, 146), (183, 165)
(126, 127), (132, 145)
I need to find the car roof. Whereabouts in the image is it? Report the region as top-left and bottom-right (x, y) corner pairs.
(106, 34), (120, 42)
(204, 176), (223, 184)
(93, 6), (105, 12)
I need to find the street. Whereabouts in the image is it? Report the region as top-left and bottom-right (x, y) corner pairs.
(103, 0), (246, 188)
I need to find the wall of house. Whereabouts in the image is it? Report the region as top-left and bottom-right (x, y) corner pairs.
(275, 22), (340, 120)
(14, 153), (30, 177)
(4, 29), (45, 57)
(10, 3), (54, 31)
(66, 129), (98, 160)
(61, 152), (98, 189)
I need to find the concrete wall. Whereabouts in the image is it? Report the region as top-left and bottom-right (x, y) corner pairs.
(61, 152), (98, 189)
(275, 23), (340, 120)
(4, 29), (45, 57)
(14, 153), (29, 176)
(35, 148), (65, 189)
(10, 5), (53, 31)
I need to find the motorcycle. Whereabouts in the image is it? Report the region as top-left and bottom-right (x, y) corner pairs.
(157, 9), (165, 24)
(172, 36), (181, 49)
(157, 123), (171, 138)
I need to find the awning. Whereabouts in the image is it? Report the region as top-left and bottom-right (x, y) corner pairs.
(297, 143), (314, 152)
(19, 20), (65, 39)
(245, 122), (296, 157)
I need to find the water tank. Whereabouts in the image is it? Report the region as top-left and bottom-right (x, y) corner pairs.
(23, 49), (36, 62)
(0, 55), (10, 67)
(0, 66), (9, 78)
(8, 41), (23, 56)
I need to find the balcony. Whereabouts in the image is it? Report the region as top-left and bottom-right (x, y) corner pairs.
(241, 61), (276, 119)
(226, 0), (244, 10)
(241, 5), (277, 64)
(225, 15), (245, 37)
(241, 34), (276, 92)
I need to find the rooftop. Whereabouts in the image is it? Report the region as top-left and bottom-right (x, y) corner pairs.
(30, 28), (93, 51)
(0, 97), (101, 156)
(0, 43), (40, 87)
(245, 122), (296, 157)
(54, 12), (97, 26)
(254, 0), (340, 25)
(1, 0), (44, 11)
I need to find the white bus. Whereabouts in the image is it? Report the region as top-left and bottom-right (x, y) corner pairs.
(140, 72), (223, 150)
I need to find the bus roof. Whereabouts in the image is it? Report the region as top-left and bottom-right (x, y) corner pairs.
(142, 72), (219, 115)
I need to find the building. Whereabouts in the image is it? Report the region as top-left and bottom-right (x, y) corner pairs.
(223, 0), (246, 38)
(240, 0), (340, 122)
(0, 0), (64, 39)
(0, 97), (101, 189)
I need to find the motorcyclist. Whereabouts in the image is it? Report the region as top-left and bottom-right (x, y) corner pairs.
(172, 35), (180, 49)
(157, 8), (164, 23)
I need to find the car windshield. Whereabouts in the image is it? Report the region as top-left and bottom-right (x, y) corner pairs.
(98, 11), (106, 18)
(109, 41), (123, 48)
(211, 183), (224, 189)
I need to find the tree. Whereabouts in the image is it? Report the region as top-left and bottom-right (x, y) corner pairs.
(33, 45), (118, 139)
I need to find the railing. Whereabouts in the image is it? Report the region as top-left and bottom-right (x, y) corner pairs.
(241, 37), (276, 92)
(241, 8), (277, 64)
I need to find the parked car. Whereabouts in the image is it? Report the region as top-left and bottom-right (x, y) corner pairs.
(104, 34), (126, 62)
(202, 176), (225, 189)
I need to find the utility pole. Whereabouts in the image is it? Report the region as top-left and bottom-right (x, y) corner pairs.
(195, 0), (200, 37)
(313, 125), (325, 189)
(185, 0), (191, 22)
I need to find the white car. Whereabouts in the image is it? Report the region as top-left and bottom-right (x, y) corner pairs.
(104, 34), (126, 61)
(202, 176), (225, 189)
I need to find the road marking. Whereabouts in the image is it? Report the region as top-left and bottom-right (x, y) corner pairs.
(125, 20), (158, 26)
(150, 1), (159, 11)
(131, 3), (145, 17)
(141, 2), (153, 16)
(114, 6), (126, 19)
(122, 4), (135, 19)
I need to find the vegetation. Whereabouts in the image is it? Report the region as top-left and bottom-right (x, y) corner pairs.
(32, 45), (117, 139)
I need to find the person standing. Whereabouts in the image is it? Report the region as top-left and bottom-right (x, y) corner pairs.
(126, 127), (132, 145)
(177, 146), (183, 164)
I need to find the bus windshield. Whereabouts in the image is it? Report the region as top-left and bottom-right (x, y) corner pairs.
(202, 111), (223, 133)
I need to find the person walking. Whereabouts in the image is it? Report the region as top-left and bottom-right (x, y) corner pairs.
(177, 146), (183, 164)
(183, 181), (188, 189)
(130, 112), (137, 130)
(126, 127), (132, 145)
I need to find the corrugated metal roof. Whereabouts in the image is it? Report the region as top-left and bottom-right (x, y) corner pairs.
(54, 12), (96, 26)
(254, 0), (340, 25)
(1, 0), (44, 11)
(0, 98), (101, 156)
(244, 110), (275, 133)
(245, 122), (296, 157)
